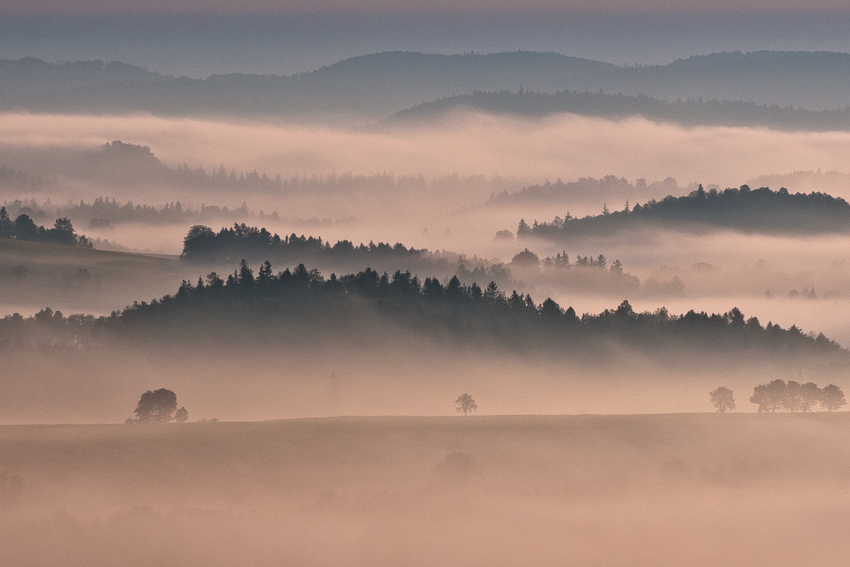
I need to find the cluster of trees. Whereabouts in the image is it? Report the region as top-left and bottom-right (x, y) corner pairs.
(388, 89), (850, 132)
(709, 386), (736, 412)
(2, 197), (358, 236)
(182, 224), (640, 297)
(2, 197), (260, 228)
(0, 308), (96, 349)
(0, 207), (91, 247)
(710, 381), (846, 412)
(128, 388), (188, 424)
(750, 380), (845, 412)
(488, 176), (681, 207)
(508, 248), (641, 294)
(521, 248), (619, 271)
(182, 223), (430, 266)
(524, 185), (850, 238)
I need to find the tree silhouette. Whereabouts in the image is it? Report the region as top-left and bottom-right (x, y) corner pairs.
(133, 388), (179, 423)
(455, 393), (477, 416)
(175, 406), (189, 423)
(709, 386), (735, 412)
(820, 384), (846, 412)
(0, 207), (12, 239)
(799, 382), (822, 411)
(783, 380), (804, 412)
(516, 219), (531, 237)
(750, 379), (786, 412)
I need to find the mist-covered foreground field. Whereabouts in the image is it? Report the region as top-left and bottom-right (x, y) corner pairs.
(1, 414), (849, 566)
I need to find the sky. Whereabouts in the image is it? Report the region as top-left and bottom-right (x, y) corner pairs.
(3, 12), (850, 77)
(2, 1), (850, 14)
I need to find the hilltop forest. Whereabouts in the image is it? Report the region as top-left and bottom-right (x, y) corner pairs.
(521, 185), (850, 238)
(0, 260), (840, 362)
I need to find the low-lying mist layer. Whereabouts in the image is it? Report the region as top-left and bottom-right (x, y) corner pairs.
(2, 259), (846, 423)
(2, 415), (850, 566)
(5, 112), (850, 188)
(385, 89), (850, 132)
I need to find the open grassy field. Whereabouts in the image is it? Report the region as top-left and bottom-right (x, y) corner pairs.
(0, 414), (848, 566)
(0, 239), (186, 315)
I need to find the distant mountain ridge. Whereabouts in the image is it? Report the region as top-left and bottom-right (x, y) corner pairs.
(2, 51), (850, 121)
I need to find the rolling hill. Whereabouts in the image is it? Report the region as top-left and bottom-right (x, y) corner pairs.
(3, 51), (850, 122)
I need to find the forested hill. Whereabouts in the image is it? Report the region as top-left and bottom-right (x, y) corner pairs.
(522, 185), (850, 239)
(382, 90), (850, 132)
(3, 51), (850, 120)
(2, 261), (840, 361)
(182, 224), (428, 266)
(486, 176), (683, 208)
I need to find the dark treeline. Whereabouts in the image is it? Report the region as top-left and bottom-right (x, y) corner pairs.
(4, 197), (269, 228)
(1, 261), (840, 360)
(487, 175), (684, 207)
(180, 223), (636, 294)
(749, 379), (846, 412)
(181, 223), (503, 280)
(0, 206), (91, 247)
(384, 89), (850, 132)
(1, 196), (360, 232)
(523, 185), (850, 238)
(181, 224), (430, 267)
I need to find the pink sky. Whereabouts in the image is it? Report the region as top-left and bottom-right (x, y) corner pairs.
(3, 0), (850, 15)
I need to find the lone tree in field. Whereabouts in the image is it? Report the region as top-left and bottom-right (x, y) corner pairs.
(820, 384), (847, 412)
(133, 388), (179, 423)
(709, 386), (736, 412)
(455, 393), (477, 416)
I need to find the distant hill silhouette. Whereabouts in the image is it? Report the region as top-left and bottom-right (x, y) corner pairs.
(382, 90), (850, 132)
(3, 51), (850, 122)
(7, 261), (834, 361)
(523, 185), (850, 238)
(486, 176), (683, 208)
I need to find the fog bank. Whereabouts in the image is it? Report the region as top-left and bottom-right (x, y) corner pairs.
(5, 112), (850, 188)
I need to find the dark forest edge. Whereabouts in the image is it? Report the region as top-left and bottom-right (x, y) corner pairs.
(0, 206), (91, 247)
(179, 223), (640, 295)
(518, 184), (850, 238)
(0, 260), (841, 361)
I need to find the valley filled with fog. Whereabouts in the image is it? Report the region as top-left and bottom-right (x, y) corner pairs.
(3, 40), (850, 566)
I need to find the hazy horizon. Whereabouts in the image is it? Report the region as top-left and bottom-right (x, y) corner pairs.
(4, 13), (850, 77)
(3, 8), (850, 565)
